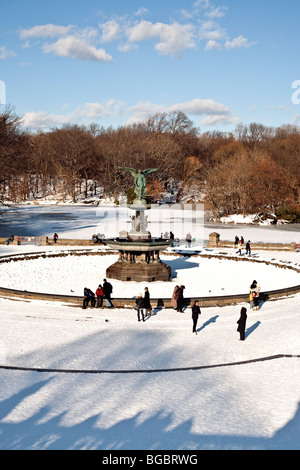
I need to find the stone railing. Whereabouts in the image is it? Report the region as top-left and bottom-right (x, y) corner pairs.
(207, 232), (298, 252)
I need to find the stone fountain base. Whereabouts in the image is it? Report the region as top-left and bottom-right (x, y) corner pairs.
(105, 239), (171, 282)
(106, 259), (171, 282)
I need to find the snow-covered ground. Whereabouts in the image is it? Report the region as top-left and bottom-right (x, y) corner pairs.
(0, 206), (299, 450)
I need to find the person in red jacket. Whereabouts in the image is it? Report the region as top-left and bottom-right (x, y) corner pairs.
(95, 284), (104, 308)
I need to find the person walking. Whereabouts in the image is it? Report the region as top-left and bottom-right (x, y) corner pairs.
(250, 280), (260, 310)
(246, 240), (251, 256)
(143, 287), (153, 316)
(236, 237), (244, 255)
(234, 236), (239, 248)
(237, 307), (247, 341)
(185, 233), (192, 248)
(175, 285), (185, 312)
(103, 278), (114, 308)
(192, 301), (201, 334)
(135, 293), (145, 322)
(171, 286), (179, 310)
(253, 286), (260, 311)
(170, 231), (175, 247)
(95, 284), (104, 308)
(53, 233), (58, 243)
(249, 280), (256, 309)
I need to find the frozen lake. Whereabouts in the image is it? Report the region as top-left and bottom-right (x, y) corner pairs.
(0, 204), (299, 244)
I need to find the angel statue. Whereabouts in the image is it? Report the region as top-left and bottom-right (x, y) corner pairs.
(120, 167), (158, 202)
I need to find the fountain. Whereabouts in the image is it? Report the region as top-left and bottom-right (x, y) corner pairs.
(104, 168), (171, 282)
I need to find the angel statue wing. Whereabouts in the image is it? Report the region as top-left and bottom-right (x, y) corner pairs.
(142, 168), (158, 176)
(120, 167), (158, 176)
(120, 167), (139, 177)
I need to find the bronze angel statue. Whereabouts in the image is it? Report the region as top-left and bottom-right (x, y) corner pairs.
(120, 167), (158, 201)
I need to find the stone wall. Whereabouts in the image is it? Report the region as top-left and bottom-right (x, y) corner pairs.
(206, 232), (297, 252)
(0, 284), (299, 309)
(0, 233), (298, 250)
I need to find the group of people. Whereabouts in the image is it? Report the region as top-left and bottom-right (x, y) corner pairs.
(82, 277), (261, 341)
(235, 236), (251, 256)
(92, 233), (105, 244)
(82, 279), (114, 309)
(160, 231), (175, 246)
(191, 302), (256, 341)
(190, 301), (248, 340)
(183, 279), (261, 339)
(159, 231), (193, 248)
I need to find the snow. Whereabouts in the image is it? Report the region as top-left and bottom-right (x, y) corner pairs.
(0, 249), (299, 298)
(0, 205), (300, 450)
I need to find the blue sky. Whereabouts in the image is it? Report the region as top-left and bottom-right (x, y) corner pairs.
(1, 0), (300, 132)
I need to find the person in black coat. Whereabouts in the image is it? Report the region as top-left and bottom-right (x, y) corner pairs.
(237, 307), (247, 340)
(103, 278), (114, 307)
(192, 301), (201, 334)
(135, 294), (145, 322)
(175, 285), (185, 312)
(143, 287), (152, 316)
(82, 287), (95, 309)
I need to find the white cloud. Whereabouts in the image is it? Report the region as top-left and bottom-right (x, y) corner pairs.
(170, 98), (230, 116)
(127, 102), (169, 122)
(126, 21), (196, 56)
(43, 36), (113, 62)
(135, 8), (150, 17)
(205, 39), (222, 51)
(22, 111), (67, 130)
(200, 114), (238, 126)
(225, 35), (256, 49)
(127, 98), (237, 127)
(22, 101), (123, 130)
(20, 24), (73, 39)
(21, 98), (237, 130)
(193, 0), (227, 18)
(199, 20), (227, 41)
(19, 24), (112, 62)
(100, 20), (122, 43)
(117, 43), (137, 53)
(0, 45), (16, 59)
(193, 0), (211, 9)
(205, 6), (228, 19)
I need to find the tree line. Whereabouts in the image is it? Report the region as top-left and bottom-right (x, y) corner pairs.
(0, 107), (300, 221)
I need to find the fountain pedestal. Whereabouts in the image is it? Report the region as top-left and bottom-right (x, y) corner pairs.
(105, 203), (171, 282)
